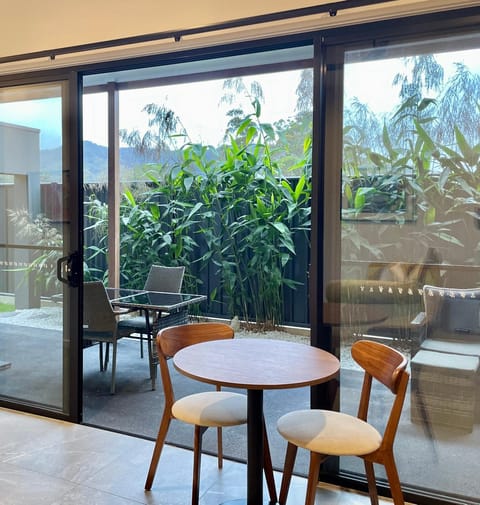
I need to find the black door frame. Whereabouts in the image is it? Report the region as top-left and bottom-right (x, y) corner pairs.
(0, 68), (83, 423)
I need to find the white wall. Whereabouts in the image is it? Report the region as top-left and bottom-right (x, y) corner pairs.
(1, 1), (477, 64)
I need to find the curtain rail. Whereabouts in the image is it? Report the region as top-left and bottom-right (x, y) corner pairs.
(0, 0), (396, 65)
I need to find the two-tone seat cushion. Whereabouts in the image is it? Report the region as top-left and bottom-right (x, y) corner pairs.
(277, 409), (381, 456)
(172, 391), (248, 427)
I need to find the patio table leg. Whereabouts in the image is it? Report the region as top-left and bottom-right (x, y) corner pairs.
(145, 309), (156, 390)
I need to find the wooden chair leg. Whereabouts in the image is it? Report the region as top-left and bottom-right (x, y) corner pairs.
(145, 412), (172, 490)
(140, 333), (144, 358)
(383, 453), (405, 505)
(364, 459), (379, 505)
(305, 452), (322, 505)
(279, 442), (297, 505)
(262, 418), (277, 504)
(192, 425), (207, 505)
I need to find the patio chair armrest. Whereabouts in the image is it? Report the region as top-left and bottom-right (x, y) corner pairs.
(411, 311), (426, 327)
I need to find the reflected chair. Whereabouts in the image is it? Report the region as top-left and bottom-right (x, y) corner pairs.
(277, 340), (409, 505)
(144, 322), (277, 505)
(83, 281), (136, 394)
(120, 265), (185, 358)
(410, 285), (480, 431)
(416, 285), (480, 356)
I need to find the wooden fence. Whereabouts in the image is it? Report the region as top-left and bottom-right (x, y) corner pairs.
(41, 182), (311, 327)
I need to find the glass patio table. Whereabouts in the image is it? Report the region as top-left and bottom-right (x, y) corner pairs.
(107, 288), (206, 314)
(107, 288), (207, 387)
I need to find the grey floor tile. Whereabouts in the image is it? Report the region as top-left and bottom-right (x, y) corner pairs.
(0, 408), (413, 505)
(50, 484), (146, 505)
(0, 461), (75, 505)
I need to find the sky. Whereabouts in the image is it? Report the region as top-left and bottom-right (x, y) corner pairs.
(83, 70), (303, 149)
(344, 47), (480, 116)
(0, 98), (63, 149)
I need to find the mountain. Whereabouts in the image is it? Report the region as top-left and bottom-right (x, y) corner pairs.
(81, 141), (150, 181)
(40, 141), (218, 183)
(40, 141), (158, 183)
(40, 140), (218, 183)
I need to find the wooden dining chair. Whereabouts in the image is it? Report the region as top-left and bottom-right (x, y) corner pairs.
(276, 339), (409, 505)
(144, 322), (277, 505)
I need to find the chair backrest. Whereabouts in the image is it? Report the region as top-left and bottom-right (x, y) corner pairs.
(156, 323), (234, 410)
(144, 265), (185, 293)
(423, 285), (480, 341)
(351, 339), (409, 451)
(83, 281), (116, 332)
(368, 261), (441, 287)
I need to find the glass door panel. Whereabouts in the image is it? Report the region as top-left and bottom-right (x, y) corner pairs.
(81, 47), (313, 468)
(0, 80), (75, 416)
(329, 33), (480, 502)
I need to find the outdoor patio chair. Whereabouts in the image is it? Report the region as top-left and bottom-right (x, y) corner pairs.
(83, 281), (144, 394)
(144, 322), (277, 505)
(276, 339), (409, 505)
(120, 265), (185, 358)
(410, 285), (480, 431)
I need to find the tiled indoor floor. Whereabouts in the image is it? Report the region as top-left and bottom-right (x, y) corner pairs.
(0, 407), (404, 505)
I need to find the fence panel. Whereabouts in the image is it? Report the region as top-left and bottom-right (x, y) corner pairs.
(40, 182), (311, 327)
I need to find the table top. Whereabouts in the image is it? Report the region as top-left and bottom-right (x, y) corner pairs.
(174, 338), (339, 390)
(107, 288), (206, 312)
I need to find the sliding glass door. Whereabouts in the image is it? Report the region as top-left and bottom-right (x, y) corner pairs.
(81, 44), (314, 452)
(323, 30), (480, 504)
(0, 75), (81, 419)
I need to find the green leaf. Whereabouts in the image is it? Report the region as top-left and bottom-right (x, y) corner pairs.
(455, 126), (479, 166)
(124, 188), (136, 206)
(260, 123), (275, 140)
(424, 206), (436, 225)
(344, 183), (353, 205)
(149, 204), (160, 220)
(417, 98), (437, 111)
(414, 120), (436, 153)
(253, 98), (261, 117)
(237, 117), (253, 135)
(294, 176), (306, 201)
(245, 126), (257, 144)
(187, 202), (203, 220)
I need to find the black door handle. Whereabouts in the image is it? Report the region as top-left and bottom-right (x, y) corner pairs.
(57, 251), (81, 287)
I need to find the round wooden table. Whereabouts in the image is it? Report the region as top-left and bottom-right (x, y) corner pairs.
(174, 338), (340, 505)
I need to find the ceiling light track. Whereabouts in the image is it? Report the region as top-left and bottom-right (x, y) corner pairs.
(0, 0), (396, 65)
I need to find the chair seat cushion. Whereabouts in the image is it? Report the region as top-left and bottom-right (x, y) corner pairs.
(172, 391), (247, 427)
(420, 339), (480, 358)
(118, 316), (151, 330)
(277, 409), (381, 456)
(412, 348), (479, 372)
